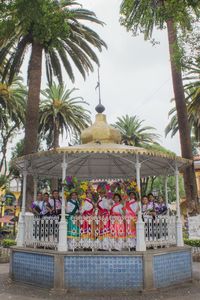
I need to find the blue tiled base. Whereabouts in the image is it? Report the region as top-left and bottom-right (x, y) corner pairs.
(10, 248), (192, 291)
(64, 256), (143, 291)
(12, 252), (54, 288)
(153, 251), (192, 288)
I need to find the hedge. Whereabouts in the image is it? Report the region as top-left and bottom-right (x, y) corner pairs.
(1, 239), (16, 248)
(184, 238), (200, 247)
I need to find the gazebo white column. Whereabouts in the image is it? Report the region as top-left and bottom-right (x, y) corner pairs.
(175, 163), (184, 246)
(58, 153), (68, 251)
(135, 154), (146, 251)
(16, 169), (27, 247)
(33, 177), (38, 201)
(164, 176), (169, 214)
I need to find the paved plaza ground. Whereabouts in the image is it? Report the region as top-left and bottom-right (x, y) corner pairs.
(0, 263), (200, 300)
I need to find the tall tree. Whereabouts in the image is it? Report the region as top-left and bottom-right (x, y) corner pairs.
(120, 0), (200, 214)
(0, 0), (106, 205)
(0, 0), (106, 155)
(113, 115), (160, 146)
(39, 82), (91, 149)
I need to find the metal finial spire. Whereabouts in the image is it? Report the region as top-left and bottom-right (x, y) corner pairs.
(95, 68), (105, 113)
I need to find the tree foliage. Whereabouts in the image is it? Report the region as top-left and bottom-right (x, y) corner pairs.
(39, 82), (91, 148)
(120, 0), (200, 40)
(113, 114), (160, 147)
(166, 62), (200, 145)
(0, 0), (106, 84)
(0, 76), (26, 175)
(145, 175), (185, 203)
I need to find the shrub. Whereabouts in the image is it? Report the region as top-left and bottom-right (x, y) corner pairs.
(2, 239), (16, 248)
(184, 239), (200, 247)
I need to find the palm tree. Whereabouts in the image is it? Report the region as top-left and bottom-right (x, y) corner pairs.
(0, 76), (26, 127)
(113, 115), (160, 147)
(0, 0), (106, 157)
(39, 82), (91, 149)
(0, 76), (26, 174)
(166, 62), (200, 143)
(165, 97), (200, 143)
(120, 0), (200, 213)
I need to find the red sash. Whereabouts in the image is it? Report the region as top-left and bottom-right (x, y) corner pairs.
(110, 202), (122, 216)
(82, 198), (94, 216)
(124, 200), (137, 217)
(97, 199), (109, 216)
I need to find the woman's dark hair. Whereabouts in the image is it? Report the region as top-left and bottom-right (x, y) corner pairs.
(44, 192), (49, 196)
(70, 191), (78, 197)
(113, 193), (122, 201)
(128, 191), (136, 197)
(148, 193), (154, 197)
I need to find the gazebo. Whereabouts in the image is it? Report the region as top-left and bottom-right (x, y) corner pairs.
(10, 105), (193, 292)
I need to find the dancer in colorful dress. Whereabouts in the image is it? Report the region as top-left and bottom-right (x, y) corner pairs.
(123, 191), (139, 248)
(110, 193), (125, 250)
(97, 191), (111, 239)
(66, 191), (80, 239)
(80, 190), (95, 239)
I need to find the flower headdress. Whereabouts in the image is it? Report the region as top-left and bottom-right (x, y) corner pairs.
(64, 176), (79, 198)
(125, 178), (139, 196)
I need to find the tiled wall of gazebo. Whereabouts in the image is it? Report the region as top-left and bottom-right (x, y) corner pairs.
(10, 247), (192, 291)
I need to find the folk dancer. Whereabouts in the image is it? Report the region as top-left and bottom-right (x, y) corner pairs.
(110, 193), (125, 250)
(123, 191), (139, 248)
(97, 192), (112, 249)
(80, 191), (95, 241)
(66, 192), (80, 245)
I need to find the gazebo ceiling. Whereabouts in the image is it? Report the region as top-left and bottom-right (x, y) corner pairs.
(13, 143), (192, 180)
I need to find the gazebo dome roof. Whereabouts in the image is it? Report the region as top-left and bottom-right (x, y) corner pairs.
(81, 112), (121, 145)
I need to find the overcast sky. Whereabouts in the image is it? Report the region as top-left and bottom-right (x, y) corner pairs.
(58, 0), (180, 154)
(17, 0), (181, 156)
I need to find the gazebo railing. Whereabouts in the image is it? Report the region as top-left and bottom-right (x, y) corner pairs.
(25, 215), (59, 248)
(24, 214), (177, 251)
(144, 215), (176, 248)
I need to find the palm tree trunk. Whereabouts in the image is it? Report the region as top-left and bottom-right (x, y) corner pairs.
(24, 42), (43, 209)
(52, 121), (60, 148)
(166, 19), (200, 214)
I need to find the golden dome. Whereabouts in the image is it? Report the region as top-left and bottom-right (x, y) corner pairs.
(81, 113), (121, 144)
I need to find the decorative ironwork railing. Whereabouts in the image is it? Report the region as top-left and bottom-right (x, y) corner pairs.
(25, 215), (59, 248)
(24, 214), (177, 251)
(144, 215), (176, 248)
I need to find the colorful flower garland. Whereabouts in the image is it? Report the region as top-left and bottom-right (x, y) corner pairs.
(64, 176), (139, 201)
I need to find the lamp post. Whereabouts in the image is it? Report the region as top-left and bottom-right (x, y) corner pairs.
(13, 205), (17, 237)
(0, 199), (5, 229)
